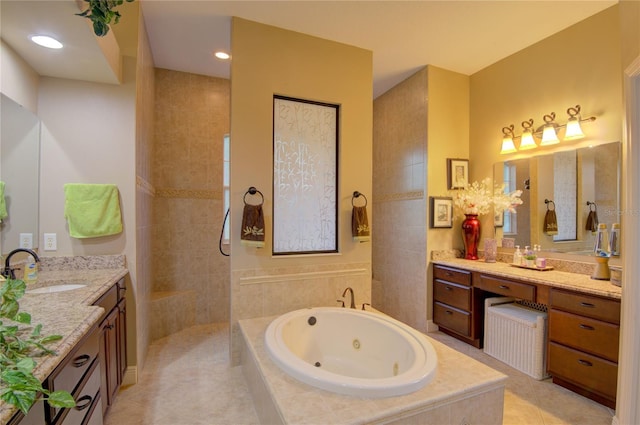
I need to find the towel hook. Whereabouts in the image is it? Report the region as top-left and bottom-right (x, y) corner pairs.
(587, 201), (597, 212)
(352, 191), (368, 207)
(244, 186), (264, 206)
(545, 199), (555, 211)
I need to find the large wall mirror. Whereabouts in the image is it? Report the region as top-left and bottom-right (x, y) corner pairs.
(494, 141), (620, 255)
(0, 94), (41, 255)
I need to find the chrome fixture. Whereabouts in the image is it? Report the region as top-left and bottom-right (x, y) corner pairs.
(342, 287), (356, 309)
(2, 248), (40, 279)
(500, 105), (596, 154)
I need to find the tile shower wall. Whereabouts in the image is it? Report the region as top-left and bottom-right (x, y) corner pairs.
(372, 69), (428, 332)
(151, 69), (230, 335)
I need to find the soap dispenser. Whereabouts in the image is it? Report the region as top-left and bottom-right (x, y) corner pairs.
(594, 223), (609, 254)
(513, 246), (522, 265)
(24, 255), (38, 283)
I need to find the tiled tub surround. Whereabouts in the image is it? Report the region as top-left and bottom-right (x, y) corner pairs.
(0, 255), (128, 424)
(431, 258), (621, 300)
(240, 314), (507, 425)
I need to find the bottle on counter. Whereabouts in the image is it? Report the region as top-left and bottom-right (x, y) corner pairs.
(24, 255), (38, 283)
(594, 223), (610, 255)
(609, 223), (620, 256)
(513, 246), (523, 265)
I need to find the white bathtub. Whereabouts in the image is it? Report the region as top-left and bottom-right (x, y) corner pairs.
(264, 307), (438, 397)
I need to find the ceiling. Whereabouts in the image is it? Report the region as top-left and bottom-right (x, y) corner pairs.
(1, 0), (617, 98)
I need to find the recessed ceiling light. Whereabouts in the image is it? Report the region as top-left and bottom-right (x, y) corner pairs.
(214, 51), (230, 60)
(30, 35), (63, 49)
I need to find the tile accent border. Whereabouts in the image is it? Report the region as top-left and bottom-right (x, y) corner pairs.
(156, 188), (222, 200)
(373, 190), (424, 204)
(239, 268), (369, 285)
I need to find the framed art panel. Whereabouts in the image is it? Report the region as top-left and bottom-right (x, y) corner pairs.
(447, 158), (469, 189)
(430, 197), (453, 228)
(272, 95), (339, 255)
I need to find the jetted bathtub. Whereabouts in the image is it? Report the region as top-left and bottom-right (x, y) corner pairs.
(264, 307), (438, 397)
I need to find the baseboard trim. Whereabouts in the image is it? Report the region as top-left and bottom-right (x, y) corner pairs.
(122, 366), (138, 386)
(426, 320), (439, 333)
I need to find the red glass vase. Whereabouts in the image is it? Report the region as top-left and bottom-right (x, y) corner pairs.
(462, 214), (481, 260)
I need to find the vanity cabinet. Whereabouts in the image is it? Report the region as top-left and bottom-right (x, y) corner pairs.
(93, 278), (127, 415)
(547, 288), (620, 408)
(433, 265), (484, 348)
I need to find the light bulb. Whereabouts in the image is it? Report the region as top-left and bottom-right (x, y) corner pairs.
(564, 117), (585, 140)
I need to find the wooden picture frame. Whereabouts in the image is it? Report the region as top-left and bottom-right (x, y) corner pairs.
(447, 158), (469, 190)
(430, 197), (453, 228)
(494, 209), (504, 227)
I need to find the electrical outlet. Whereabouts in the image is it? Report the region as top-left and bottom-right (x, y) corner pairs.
(44, 233), (57, 251)
(19, 233), (33, 249)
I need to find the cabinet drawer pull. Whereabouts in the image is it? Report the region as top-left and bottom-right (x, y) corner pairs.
(106, 324), (115, 330)
(498, 285), (510, 290)
(445, 272), (454, 277)
(580, 302), (596, 308)
(72, 354), (91, 368)
(445, 310), (453, 315)
(578, 359), (593, 367)
(579, 324), (595, 331)
(74, 395), (93, 411)
(445, 286), (453, 291)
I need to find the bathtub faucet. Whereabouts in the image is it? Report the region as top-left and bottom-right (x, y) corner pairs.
(341, 287), (356, 309)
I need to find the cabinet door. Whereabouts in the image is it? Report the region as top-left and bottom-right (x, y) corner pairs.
(99, 307), (119, 415)
(117, 299), (127, 384)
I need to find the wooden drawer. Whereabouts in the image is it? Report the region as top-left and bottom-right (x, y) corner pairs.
(434, 280), (471, 311)
(93, 283), (118, 323)
(433, 265), (471, 286)
(57, 362), (102, 425)
(548, 342), (618, 401)
(49, 327), (99, 395)
(549, 309), (619, 362)
(550, 289), (620, 324)
(476, 274), (535, 301)
(434, 302), (470, 337)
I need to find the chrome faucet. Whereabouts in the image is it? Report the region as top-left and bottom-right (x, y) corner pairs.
(342, 287), (356, 309)
(2, 248), (40, 279)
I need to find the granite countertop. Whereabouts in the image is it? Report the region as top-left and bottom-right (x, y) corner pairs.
(432, 258), (621, 300)
(0, 256), (128, 424)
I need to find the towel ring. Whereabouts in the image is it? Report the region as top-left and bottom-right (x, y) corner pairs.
(352, 191), (368, 207)
(545, 199), (555, 211)
(587, 201), (597, 211)
(243, 186), (264, 206)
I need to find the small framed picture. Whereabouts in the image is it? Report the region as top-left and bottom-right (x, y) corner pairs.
(447, 158), (469, 190)
(494, 210), (504, 227)
(430, 197), (453, 228)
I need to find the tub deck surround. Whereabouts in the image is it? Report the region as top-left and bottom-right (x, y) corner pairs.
(432, 258), (621, 300)
(240, 314), (507, 425)
(0, 256), (128, 424)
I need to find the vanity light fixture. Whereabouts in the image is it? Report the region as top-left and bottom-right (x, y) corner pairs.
(519, 119), (537, 150)
(499, 104), (596, 154)
(500, 125), (517, 154)
(30, 35), (63, 49)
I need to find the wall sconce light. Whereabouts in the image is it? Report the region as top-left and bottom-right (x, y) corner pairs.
(499, 104), (596, 154)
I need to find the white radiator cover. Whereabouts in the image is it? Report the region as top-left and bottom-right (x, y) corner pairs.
(484, 298), (550, 380)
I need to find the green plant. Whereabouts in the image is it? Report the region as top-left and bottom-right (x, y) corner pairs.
(76, 0), (135, 37)
(0, 278), (75, 414)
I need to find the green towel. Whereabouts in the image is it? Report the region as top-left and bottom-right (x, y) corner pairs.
(64, 183), (122, 238)
(0, 181), (7, 221)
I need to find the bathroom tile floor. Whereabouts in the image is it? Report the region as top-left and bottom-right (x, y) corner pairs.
(105, 324), (614, 425)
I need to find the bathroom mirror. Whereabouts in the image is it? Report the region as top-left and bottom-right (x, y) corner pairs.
(0, 93), (41, 255)
(494, 141), (620, 254)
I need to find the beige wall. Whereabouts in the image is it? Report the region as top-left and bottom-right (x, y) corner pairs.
(0, 39), (39, 113)
(229, 18), (373, 362)
(470, 5), (622, 186)
(372, 68), (428, 331)
(620, 0), (640, 70)
(134, 10), (153, 374)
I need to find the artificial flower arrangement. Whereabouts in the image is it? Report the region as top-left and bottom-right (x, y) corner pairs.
(452, 178), (523, 217)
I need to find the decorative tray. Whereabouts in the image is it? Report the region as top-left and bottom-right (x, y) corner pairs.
(509, 263), (554, 271)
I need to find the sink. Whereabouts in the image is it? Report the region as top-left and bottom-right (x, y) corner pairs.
(26, 284), (88, 294)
